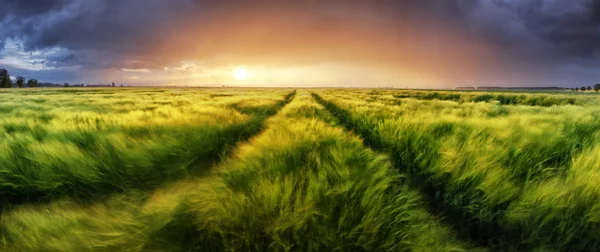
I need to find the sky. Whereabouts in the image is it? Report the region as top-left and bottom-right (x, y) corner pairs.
(0, 0), (599, 88)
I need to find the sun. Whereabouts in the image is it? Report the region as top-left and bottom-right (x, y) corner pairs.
(233, 67), (248, 81)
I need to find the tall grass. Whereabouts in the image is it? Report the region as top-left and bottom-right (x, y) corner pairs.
(1, 87), (598, 251)
(0, 90), (469, 252)
(0, 88), (296, 251)
(314, 89), (600, 250)
(0, 89), (295, 206)
(159, 91), (469, 251)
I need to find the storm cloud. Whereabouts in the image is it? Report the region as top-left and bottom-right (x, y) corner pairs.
(494, 0), (600, 57)
(0, 0), (599, 87)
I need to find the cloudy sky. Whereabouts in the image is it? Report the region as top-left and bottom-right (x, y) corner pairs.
(0, 0), (599, 88)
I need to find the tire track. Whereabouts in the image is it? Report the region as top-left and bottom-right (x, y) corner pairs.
(160, 90), (470, 251)
(311, 91), (492, 250)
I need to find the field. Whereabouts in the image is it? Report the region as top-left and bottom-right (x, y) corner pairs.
(0, 88), (599, 251)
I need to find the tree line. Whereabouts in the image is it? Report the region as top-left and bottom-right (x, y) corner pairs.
(1, 68), (120, 88)
(570, 84), (600, 92)
(0, 68), (38, 88)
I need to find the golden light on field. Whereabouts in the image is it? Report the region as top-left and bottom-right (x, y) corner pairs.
(233, 67), (249, 81)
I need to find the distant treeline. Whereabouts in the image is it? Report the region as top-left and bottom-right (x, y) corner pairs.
(0, 68), (120, 88)
(457, 85), (600, 92)
(0, 68), (39, 88)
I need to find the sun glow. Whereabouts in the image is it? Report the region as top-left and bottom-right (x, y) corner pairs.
(233, 67), (248, 80)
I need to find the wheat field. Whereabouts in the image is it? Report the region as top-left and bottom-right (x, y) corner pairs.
(0, 88), (599, 251)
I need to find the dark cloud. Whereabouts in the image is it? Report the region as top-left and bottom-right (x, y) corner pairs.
(1, 0), (190, 72)
(0, 0), (66, 17)
(494, 0), (600, 58)
(2, 1), (181, 51)
(0, 0), (599, 86)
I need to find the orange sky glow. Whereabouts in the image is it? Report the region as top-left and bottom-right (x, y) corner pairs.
(103, 2), (511, 88)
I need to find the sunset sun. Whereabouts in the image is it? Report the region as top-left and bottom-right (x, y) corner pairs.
(233, 67), (248, 81)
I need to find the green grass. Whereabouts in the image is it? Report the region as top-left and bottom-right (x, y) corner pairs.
(314, 89), (600, 251)
(0, 87), (599, 251)
(160, 92), (468, 251)
(0, 89), (295, 206)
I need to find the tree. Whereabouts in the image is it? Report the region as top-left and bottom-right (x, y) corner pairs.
(27, 79), (38, 88)
(582, 86), (587, 92)
(112, 82), (116, 87)
(594, 83), (600, 92)
(15, 76), (25, 88)
(587, 86), (593, 91)
(0, 68), (12, 88)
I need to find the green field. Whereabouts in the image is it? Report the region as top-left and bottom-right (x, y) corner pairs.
(0, 88), (599, 251)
